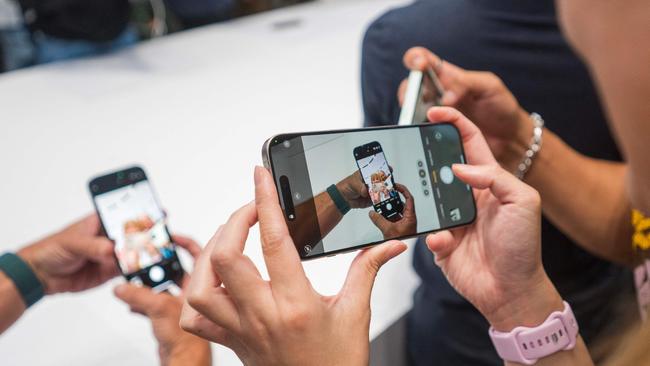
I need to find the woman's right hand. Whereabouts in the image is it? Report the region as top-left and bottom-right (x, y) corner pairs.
(424, 107), (564, 332)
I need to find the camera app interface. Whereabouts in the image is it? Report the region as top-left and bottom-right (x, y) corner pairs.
(94, 181), (176, 279)
(269, 124), (475, 258)
(355, 142), (404, 221)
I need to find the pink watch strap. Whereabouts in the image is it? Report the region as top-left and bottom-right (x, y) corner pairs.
(489, 301), (579, 365)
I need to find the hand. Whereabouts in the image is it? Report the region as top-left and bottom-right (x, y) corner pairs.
(17, 214), (118, 294)
(369, 184), (417, 239)
(114, 235), (211, 366)
(399, 47), (533, 173)
(424, 107), (563, 332)
(336, 170), (372, 209)
(180, 166), (407, 366)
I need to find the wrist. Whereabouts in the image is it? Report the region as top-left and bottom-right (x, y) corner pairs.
(485, 275), (564, 332)
(16, 247), (49, 294)
(162, 337), (211, 366)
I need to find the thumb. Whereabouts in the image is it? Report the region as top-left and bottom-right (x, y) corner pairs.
(452, 163), (536, 205)
(369, 211), (391, 233)
(114, 283), (158, 315)
(342, 241), (407, 306)
(65, 236), (115, 263)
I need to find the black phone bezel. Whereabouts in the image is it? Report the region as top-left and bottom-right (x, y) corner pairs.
(264, 123), (477, 261)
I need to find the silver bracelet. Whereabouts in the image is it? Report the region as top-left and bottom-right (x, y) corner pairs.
(515, 112), (544, 180)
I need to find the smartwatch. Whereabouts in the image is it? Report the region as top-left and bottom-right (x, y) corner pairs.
(489, 301), (579, 365)
(327, 184), (351, 215)
(0, 253), (44, 308)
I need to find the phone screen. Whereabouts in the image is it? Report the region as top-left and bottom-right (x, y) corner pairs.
(89, 167), (183, 289)
(354, 142), (404, 221)
(266, 124), (475, 260)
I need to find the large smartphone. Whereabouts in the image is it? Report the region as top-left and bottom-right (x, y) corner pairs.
(262, 124), (476, 260)
(398, 69), (445, 125)
(88, 166), (184, 291)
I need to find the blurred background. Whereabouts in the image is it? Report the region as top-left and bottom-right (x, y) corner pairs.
(0, 0), (315, 72)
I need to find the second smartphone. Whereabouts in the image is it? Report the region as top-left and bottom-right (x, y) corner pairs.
(262, 124), (476, 260)
(89, 166), (184, 291)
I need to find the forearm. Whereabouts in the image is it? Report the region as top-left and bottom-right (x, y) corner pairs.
(163, 339), (212, 366)
(0, 270), (27, 334)
(523, 128), (635, 265)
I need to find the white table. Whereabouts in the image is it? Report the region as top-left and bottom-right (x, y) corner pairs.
(0, 0), (416, 364)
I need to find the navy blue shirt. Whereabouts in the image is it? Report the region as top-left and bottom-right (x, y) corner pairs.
(361, 1), (634, 364)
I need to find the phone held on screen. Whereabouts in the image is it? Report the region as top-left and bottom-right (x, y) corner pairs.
(88, 166), (184, 292)
(398, 68), (445, 125)
(262, 124), (476, 261)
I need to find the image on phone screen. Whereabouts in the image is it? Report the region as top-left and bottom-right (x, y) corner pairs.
(354, 142), (404, 221)
(89, 167), (183, 290)
(265, 124), (476, 260)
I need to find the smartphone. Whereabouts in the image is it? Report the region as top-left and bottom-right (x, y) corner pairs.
(262, 124), (476, 260)
(354, 141), (404, 222)
(88, 166), (184, 291)
(398, 69), (445, 125)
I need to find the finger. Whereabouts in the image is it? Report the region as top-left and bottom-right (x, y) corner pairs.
(426, 107), (496, 165)
(254, 166), (310, 295)
(341, 240), (407, 307)
(394, 184), (415, 217)
(403, 47), (440, 71)
(425, 231), (458, 262)
(210, 202), (268, 308)
(113, 283), (160, 315)
(172, 234), (202, 259)
(180, 302), (232, 346)
(452, 164), (539, 205)
(185, 228), (240, 331)
(65, 235), (115, 264)
(369, 211), (391, 233)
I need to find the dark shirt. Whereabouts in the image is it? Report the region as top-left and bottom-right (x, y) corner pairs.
(361, 0), (634, 364)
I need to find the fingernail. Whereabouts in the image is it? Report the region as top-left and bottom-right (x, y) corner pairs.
(114, 284), (126, 296)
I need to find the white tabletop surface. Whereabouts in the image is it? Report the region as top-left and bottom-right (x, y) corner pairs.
(0, 0), (416, 364)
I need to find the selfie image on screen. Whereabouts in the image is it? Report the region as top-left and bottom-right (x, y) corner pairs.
(355, 141), (404, 221)
(268, 124), (475, 258)
(94, 181), (175, 275)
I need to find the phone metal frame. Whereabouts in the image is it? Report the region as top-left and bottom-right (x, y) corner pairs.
(262, 123), (477, 261)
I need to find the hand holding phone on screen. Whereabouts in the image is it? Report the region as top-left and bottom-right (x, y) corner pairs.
(89, 166), (184, 291)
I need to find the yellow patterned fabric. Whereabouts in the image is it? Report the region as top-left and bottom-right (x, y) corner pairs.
(633, 209), (650, 250)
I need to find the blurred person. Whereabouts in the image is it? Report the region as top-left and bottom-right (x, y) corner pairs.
(165, 0), (236, 29)
(0, 214), (211, 365)
(361, 1), (633, 364)
(0, 0), (137, 71)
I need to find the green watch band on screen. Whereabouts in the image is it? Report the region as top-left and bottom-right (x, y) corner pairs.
(0, 253), (44, 308)
(327, 184), (351, 215)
